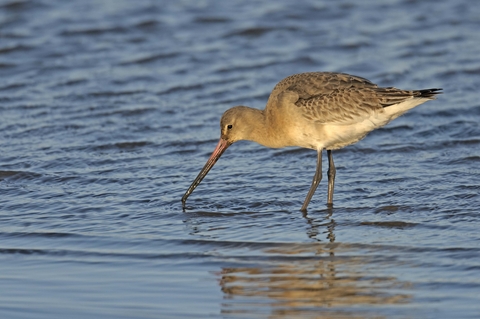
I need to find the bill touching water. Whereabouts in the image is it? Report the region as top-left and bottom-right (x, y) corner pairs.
(0, 0), (479, 318)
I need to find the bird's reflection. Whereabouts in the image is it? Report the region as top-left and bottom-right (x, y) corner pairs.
(302, 206), (336, 243)
(218, 209), (411, 318)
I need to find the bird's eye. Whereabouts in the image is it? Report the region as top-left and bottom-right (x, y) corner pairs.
(227, 124), (233, 130)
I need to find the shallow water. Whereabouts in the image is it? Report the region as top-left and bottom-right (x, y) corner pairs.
(1, 0), (480, 318)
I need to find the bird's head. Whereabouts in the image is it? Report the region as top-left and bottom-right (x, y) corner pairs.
(220, 106), (263, 143)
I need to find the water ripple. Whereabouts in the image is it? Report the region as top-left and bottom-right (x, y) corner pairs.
(1, 0), (480, 318)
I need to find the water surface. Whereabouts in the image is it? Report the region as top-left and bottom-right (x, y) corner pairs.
(1, 0), (480, 318)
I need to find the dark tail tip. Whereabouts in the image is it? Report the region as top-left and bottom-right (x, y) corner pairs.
(417, 88), (443, 98)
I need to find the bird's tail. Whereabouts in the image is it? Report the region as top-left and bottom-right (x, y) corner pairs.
(415, 88), (443, 99)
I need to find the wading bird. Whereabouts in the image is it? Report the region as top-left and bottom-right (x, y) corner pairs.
(182, 72), (441, 211)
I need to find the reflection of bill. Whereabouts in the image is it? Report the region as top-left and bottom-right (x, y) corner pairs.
(217, 241), (411, 318)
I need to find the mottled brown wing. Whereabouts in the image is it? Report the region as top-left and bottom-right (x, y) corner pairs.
(270, 72), (433, 124)
(294, 87), (384, 123)
(270, 72), (378, 99)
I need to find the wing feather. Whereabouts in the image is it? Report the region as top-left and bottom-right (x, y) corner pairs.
(267, 72), (441, 124)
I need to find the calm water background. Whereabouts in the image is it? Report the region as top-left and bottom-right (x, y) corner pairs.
(1, 0), (479, 318)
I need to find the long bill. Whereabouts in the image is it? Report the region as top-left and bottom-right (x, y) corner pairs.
(181, 138), (232, 209)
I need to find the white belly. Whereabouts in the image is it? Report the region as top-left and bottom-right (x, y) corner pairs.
(322, 120), (380, 149)
(284, 97), (431, 151)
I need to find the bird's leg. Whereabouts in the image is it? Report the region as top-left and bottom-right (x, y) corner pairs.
(301, 149), (322, 212)
(327, 150), (336, 206)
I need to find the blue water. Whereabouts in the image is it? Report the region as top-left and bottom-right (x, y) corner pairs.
(1, 0), (480, 318)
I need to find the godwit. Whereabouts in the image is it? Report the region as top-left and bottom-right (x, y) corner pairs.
(182, 72), (441, 211)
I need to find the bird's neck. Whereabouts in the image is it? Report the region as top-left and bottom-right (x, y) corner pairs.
(242, 108), (288, 148)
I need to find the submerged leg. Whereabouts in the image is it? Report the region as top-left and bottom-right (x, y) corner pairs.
(327, 150), (336, 206)
(301, 149), (323, 212)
